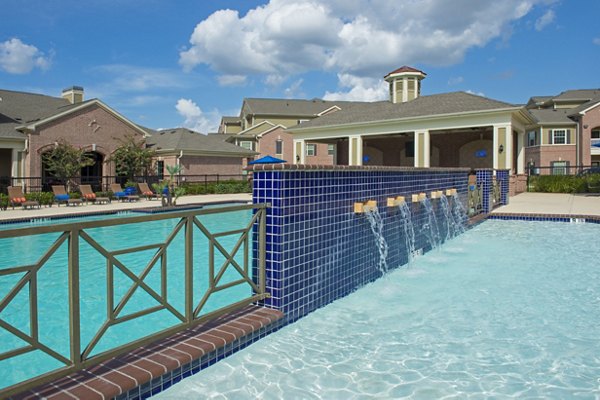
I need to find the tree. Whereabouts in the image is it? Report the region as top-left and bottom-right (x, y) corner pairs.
(108, 135), (155, 182)
(42, 140), (94, 191)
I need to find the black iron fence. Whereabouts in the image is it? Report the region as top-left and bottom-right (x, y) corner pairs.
(0, 174), (249, 194)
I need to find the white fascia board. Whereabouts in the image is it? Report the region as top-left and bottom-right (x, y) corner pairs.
(579, 101), (600, 115)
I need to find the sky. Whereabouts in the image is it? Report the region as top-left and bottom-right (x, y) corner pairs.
(1, 0), (599, 133)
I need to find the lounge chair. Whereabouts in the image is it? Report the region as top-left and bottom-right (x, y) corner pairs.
(7, 186), (40, 210)
(138, 182), (157, 200)
(52, 185), (82, 207)
(80, 185), (110, 204)
(110, 183), (139, 202)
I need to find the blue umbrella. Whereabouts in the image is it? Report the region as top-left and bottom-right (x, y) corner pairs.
(249, 155), (287, 164)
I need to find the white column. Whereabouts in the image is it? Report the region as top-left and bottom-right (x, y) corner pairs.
(517, 130), (525, 174)
(392, 79), (397, 103)
(414, 130), (430, 167)
(293, 139), (304, 164)
(348, 135), (363, 166)
(506, 125), (513, 174)
(493, 125), (500, 170)
(11, 149), (19, 177)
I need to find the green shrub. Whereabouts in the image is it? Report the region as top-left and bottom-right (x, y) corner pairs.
(0, 193), (8, 210)
(181, 180), (250, 195)
(529, 175), (588, 193)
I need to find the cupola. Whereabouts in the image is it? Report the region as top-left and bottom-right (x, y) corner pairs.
(384, 66), (426, 104)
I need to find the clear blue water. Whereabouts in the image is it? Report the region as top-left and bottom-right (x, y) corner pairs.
(0, 206), (253, 390)
(157, 220), (600, 399)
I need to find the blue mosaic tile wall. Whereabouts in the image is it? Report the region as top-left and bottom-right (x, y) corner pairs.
(252, 168), (470, 322)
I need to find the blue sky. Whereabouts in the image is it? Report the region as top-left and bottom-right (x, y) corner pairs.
(1, 0), (599, 133)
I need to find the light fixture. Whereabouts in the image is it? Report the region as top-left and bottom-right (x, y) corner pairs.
(584, 124), (589, 129)
(498, 144), (504, 153)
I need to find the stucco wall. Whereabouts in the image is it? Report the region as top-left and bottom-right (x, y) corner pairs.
(26, 104), (145, 177)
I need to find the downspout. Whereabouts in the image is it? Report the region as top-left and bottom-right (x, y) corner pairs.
(177, 150), (183, 184)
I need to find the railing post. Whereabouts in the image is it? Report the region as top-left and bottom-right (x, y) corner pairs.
(185, 216), (194, 324)
(259, 207), (267, 294)
(68, 229), (81, 368)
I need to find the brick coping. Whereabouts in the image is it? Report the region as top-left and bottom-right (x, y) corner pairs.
(11, 306), (284, 400)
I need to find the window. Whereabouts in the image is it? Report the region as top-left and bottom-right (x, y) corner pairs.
(275, 139), (283, 155)
(551, 129), (567, 144)
(592, 129), (600, 139)
(327, 144), (335, 156)
(305, 143), (316, 156)
(527, 131), (537, 147)
(240, 141), (253, 150)
(156, 160), (164, 179)
(551, 160), (569, 175)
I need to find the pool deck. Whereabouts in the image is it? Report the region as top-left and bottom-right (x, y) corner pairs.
(492, 192), (600, 217)
(0, 193), (252, 222)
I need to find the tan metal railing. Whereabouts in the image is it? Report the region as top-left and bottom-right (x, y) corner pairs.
(0, 202), (270, 398)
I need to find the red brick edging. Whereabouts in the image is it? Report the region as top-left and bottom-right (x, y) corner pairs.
(11, 306), (284, 400)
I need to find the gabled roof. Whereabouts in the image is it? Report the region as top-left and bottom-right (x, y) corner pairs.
(147, 128), (257, 156)
(553, 89), (600, 102)
(567, 96), (600, 116)
(221, 116), (242, 124)
(527, 108), (576, 124)
(0, 88), (149, 138)
(242, 98), (355, 117)
(290, 92), (518, 130)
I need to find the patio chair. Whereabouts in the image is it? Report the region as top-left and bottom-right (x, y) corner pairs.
(79, 185), (110, 204)
(110, 183), (139, 202)
(138, 182), (157, 200)
(52, 185), (82, 207)
(7, 186), (40, 210)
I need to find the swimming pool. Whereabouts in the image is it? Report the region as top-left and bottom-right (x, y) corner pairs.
(156, 219), (600, 398)
(0, 205), (257, 390)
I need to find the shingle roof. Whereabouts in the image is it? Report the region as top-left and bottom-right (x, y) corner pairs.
(291, 92), (518, 130)
(147, 128), (257, 156)
(553, 89), (600, 102)
(242, 98), (354, 117)
(0, 89), (73, 139)
(566, 96), (600, 116)
(526, 108), (576, 124)
(221, 116), (242, 123)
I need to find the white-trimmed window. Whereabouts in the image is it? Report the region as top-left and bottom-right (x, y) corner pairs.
(551, 160), (569, 175)
(239, 141), (253, 150)
(551, 129), (567, 144)
(275, 139), (283, 155)
(527, 130), (537, 147)
(592, 129), (600, 139)
(305, 143), (316, 156)
(327, 144), (335, 156)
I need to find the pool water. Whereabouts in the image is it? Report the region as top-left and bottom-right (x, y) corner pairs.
(0, 207), (254, 390)
(157, 220), (600, 399)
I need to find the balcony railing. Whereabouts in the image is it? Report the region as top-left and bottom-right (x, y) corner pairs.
(0, 202), (269, 398)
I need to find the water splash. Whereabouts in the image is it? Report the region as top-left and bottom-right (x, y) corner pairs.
(364, 206), (388, 275)
(451, 192), (468, 235)
(398, 201), (416, 264)
(421, 197), (441, 249)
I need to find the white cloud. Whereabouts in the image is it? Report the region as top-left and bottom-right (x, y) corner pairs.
(448, 76), (464, 86)
(217, 74), (247, 86)
(466, 89), (486, 97)
(0, 38), (51, 74)
(175, 98), (221, 133)
(323, 74), (387, 101)
(93, 65), (184, 91)
(284, 79), (304, 98)
(179, 0), (548, 101)
(534, 9), (555, 31)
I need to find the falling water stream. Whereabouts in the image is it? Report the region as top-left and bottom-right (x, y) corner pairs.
(364, 206), (389, 275)
(421, 197), (441, 249)
(398, 201), (416, 263)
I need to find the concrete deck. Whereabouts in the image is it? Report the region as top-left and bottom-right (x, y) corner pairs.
(492, 192), (600, 217)
(0, 193), (252, 222)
